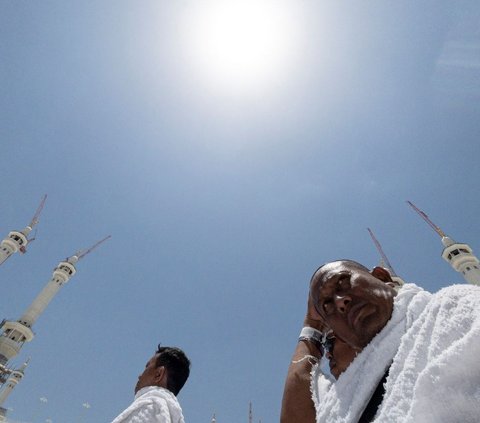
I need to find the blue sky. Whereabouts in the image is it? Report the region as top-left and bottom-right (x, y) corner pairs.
(1, 1), (480, 422)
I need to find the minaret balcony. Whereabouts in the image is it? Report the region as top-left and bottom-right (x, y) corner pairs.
(53, 261), (76, 279)
(1, 321), (34, 342)
(0, 337), (23, 361)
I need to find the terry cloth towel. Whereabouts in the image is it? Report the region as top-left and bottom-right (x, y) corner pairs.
(376, 284), (480, 423)
(311, 283), (480, 423)
(311, 283), (430, 422)
(111, 386), (185, 423)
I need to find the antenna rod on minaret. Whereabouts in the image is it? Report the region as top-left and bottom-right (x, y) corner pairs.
(367, 228), (397, 276)
(407, 201), (446, 238)
(249, 402), (253, 423)
(75, 235), (111, 261)
(28, 194), (47, 229)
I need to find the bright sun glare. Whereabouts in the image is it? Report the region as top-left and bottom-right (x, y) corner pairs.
(181, 0), (302, 94)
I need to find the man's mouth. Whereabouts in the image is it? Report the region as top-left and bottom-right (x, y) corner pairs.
(348, 302), (367, 327)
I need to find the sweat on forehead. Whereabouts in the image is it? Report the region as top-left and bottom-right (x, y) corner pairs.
(310, 260), (370, 285)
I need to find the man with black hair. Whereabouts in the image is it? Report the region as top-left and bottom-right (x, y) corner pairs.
(112, 345), (190, 423)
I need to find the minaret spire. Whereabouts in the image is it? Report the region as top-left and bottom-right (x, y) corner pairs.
(249, 402), (253, 423)
(367, 228), (404, 285)
(406, 201), (446, 238)
(407, 201), (480, 285)
(0, 236), (111, 366)
(367, 228), (397, 276)
(28, 194), (48, 231)
(0, 195), (47, 266)
(75, 235), (111, 261)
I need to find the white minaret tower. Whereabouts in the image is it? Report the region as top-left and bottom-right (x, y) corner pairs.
(0, 359), (29, 422)
(407, 201), (480, 286)
(211, 412), (216, 423)
(0, 236), (111, 366)
(0, 195), (47, 266)
(367, 228), (405, 286)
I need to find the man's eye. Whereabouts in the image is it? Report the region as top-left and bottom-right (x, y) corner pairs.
(337, 276), (350, 290)
(323, 300), (333, 314)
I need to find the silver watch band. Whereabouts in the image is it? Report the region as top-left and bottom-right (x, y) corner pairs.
(298, 326), (324, 350)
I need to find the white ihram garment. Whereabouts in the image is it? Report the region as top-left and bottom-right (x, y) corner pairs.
(112, 386), (185, 423)
(311, 283), (480, 423)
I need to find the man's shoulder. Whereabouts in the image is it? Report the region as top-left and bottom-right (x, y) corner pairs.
(434, 283), (480, 305)
(112, 388), (184, 423)
(437, 283), (480, 295)
(134, 387), (176, 409)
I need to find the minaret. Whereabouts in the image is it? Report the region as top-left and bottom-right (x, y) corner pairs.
(0, 359), (29, 422)
(407, 201), (480, 285)
(367, 228), (405, 285)
(211, 412), (216, 423)
(0, 195), (47, 266)
(0, 236), (111, 366)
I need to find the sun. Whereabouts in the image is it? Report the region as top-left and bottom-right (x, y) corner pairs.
(180, 0), (303, 94)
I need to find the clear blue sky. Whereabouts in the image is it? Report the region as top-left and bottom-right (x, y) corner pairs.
(1, 1), (480, 422)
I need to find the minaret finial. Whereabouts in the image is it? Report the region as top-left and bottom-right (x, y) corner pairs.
(367, 228), (397, 276)
(28, 194), (47, 230)
(74, 235), (111, 261)
(406, 200), (446, 238)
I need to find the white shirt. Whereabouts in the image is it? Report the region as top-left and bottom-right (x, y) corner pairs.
(112, 386), (185, 423)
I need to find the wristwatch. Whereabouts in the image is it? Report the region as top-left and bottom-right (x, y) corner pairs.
(298, 326), (324, 352)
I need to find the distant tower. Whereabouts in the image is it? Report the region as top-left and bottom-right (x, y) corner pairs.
(0, 195), (47, 266)
(407, 201), (480, 285)
(0, 359), (29, 421)
(249, 402), (253, 423)
(211, 412), (216, 423)
(0, 236), (111, 366)
(367, 228), (405, 285)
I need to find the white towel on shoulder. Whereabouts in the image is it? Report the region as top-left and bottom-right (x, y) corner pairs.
(312, 283), (480, 423)
(377, 284), (480, 423)
(111, 386), (185, 423)
(312, 283), (430, 422)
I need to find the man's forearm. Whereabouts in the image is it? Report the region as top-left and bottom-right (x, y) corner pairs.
(280, 340), (321, 423)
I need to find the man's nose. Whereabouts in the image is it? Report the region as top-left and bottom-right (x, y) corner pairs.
(334, 295), (351, 314)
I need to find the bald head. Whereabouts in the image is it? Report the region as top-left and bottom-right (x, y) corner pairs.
(310, 260), (396, 349)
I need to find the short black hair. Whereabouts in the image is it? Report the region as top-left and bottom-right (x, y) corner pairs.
(155, 345), (190, 396)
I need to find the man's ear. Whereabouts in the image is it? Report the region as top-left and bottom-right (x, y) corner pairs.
(371, 266), (393, 283)
(155, 366), (168, 387)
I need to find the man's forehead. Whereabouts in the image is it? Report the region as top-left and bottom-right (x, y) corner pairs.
(314, 262), (350, 283)
(313, 260), (370, 287)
